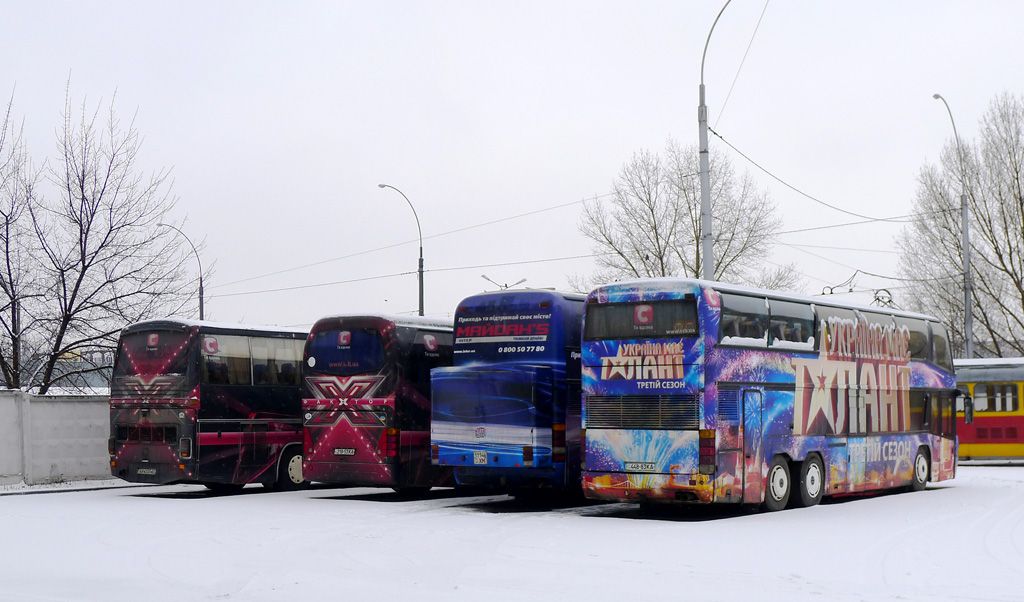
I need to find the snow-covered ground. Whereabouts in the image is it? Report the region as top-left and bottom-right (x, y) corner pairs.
(1, 466), (1021, 601)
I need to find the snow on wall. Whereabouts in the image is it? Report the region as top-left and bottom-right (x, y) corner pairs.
(0, 391), (109, 485)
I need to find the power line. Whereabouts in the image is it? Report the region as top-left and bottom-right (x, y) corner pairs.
(709, 126), (911, 223)
(715, 0), (771, 129)
(209, 253), (604, 299)
(777, 216), (913, 235)
(781, 242), (898, 255)
(210, 193), (613, 290)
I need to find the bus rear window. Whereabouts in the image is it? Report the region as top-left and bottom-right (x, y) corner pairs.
(307, 328), (385, 375)
(584, 300), (698, 341)
(111, 330), (191, 397)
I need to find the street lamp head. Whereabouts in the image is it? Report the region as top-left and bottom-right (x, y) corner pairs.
(932, 93), (942, 100)
(378, 184), (386, 188)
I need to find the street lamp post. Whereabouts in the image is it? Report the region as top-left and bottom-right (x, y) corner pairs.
(158, 222), (204, 321)
(932, 94), (973, 358)
(697, 0), (732, 281)
(378, 184), (424, 316)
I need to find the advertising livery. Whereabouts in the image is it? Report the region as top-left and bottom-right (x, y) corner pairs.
(430, 290), (585, 494)
(109, 319), (308, 491)
(582, 278), (963, 510)
(301, 314), (454, 490)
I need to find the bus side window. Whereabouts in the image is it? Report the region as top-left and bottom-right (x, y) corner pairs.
(201, 335), (252, 385)
(767, 299), (814, 349)
(719, 294), (768, 347)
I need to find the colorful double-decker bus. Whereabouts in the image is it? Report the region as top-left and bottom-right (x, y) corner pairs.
(109, 319), (308, 492)
(582, 278), (963, 511)
(301, 314), (454, 491)
(955, 358), (1024, 460)
(430, 290), (586, 496)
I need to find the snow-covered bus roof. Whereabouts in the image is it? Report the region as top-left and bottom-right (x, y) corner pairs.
(121, 318), (308, 337)
(310, 313), (453, 331)
(589, 277), (940, 322)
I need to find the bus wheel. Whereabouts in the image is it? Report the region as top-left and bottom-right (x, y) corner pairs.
(794, 454), (824, 508)
(765, 456), (791, 512)
(275, 448), (307, 491)
(911, 447), (930, 492)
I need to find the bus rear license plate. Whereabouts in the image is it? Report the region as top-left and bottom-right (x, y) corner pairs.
(625, 462), (657, 472)
(333, 448), (356, 456)
(474, 451), (487, 465)
(137, 468), (157, 476)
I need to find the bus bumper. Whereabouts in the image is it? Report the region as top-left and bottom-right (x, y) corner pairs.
(582, 471), (714, 504)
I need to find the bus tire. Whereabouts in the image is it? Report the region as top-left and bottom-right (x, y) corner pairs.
(275, 447), (307, 491)
(911, 447), (930, 492)
(765, 456), (791, 512)
(794, 454), (824, 508)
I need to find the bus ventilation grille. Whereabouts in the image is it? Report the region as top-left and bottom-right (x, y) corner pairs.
(584, 395), (699, 430)
(717, 390), (740, 422)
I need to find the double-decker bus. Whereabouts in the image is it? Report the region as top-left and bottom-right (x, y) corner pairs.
(430, 290), (585, 496)
(955, 358), (1024, 460)
(109, 319), (308, 492)
(301, 314), (454, 491)
(582, 278), (964, 511)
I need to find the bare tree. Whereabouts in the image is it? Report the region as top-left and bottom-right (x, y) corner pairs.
(23, 87), (197, 393)
(576, 139), (799, 291)
(0, 93), (43, 389)
(899, 92), (1024, 357)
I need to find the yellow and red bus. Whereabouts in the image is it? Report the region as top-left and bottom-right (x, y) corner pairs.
(955, 358), (1024, 460)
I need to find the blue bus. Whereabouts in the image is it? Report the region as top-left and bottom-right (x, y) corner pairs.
(582, 278), (962, 511)
(430, 290), (585, 495)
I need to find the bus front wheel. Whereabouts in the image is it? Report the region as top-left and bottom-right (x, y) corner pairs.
(911, 447), (930, 492)
(765, 456), (791, 512)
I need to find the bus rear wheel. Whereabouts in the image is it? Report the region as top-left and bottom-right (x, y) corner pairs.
(764, 456), (791, 512)
(911, 447), (930, 492)
(793, 454), (824, 508)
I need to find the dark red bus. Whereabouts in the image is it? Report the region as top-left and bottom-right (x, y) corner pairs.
(109, 319), (308, 492)
(302, 314), (454, 491)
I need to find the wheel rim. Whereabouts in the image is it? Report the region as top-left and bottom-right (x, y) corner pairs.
(769, 465), (788, 501)
(287, 453), (304, 484)
(805, 461), (822, 499)
(915, 453), (928, 483)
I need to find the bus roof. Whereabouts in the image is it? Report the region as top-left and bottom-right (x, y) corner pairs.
(458, 288), (586, 307)
(309, 313), (453, 332)
(588, 277), (940, 323)
(121, 318), (308, 338)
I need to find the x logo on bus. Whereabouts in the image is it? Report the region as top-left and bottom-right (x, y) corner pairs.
(634, 305), (653, 325)
(202, 336), (219, 354)
(147, 333), (159, 348)
(423, 334), (438, 352)
(338, 331), (351, 346)
(306, 375), (383, 400)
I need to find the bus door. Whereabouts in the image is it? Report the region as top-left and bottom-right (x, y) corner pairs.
(742, 388), (764, 504)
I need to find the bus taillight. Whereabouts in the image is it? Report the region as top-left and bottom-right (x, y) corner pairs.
(179, 437), (193, 459)
(431, 444), (439, 464)
(379, 428), (399, 457)
(523, 445), (534, 467)
(108, 436), (116, 456)
(552, 423), (566, 462)
(699, 429), (715, 475)
(188, 384), (201, 407)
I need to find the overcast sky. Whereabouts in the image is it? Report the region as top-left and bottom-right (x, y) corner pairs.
(3, 2), (1019, 328)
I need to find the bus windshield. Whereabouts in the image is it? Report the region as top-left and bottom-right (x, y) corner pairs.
(584, 299), (698, 341)
(111, 330), (192, 398)
(307, 328), (385, 375)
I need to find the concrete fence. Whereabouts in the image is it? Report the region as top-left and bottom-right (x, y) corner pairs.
(0, 390), (110, 486)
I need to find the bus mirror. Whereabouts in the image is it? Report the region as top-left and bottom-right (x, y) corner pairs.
(963, 396), (974, 425)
